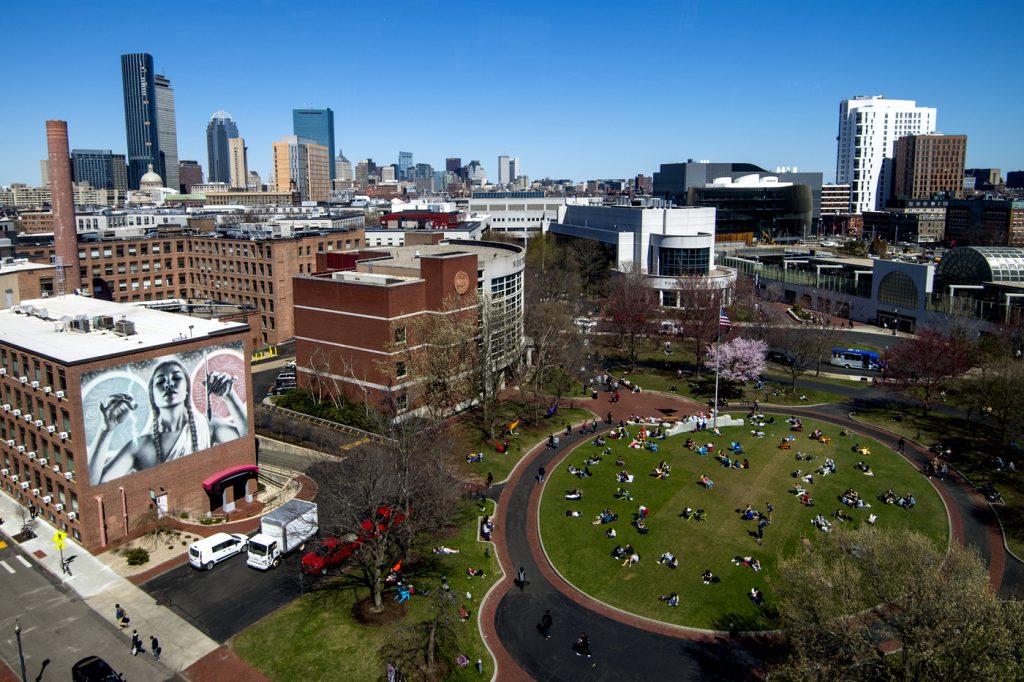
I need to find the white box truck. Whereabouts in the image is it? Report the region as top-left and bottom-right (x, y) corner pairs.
(247, 499), (318, 570)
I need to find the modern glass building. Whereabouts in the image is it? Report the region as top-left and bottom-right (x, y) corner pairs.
(293, 109), (335, 180)
(397, 151), (413, 181)
(71, 149), (115, 190)
(154, 74), (179, 193)
(206, 111), (239, 185)
(120, 53), (163, 190)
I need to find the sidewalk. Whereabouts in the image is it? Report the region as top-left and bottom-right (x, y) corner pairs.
(0, 491), (217, 676)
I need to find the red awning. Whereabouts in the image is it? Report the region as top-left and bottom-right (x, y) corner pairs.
(202, 464), (259, 493)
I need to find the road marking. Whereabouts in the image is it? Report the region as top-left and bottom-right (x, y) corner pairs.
(16, 556), (31, 568)
(0, 561), (13, 574)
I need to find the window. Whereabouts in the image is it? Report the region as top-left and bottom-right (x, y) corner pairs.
(877, 271), (918, 308)
(394, 326), (407, 345)
(396, 362), (407, 378)
(658, 248), (709, 277)
(396, 394), (408, 411)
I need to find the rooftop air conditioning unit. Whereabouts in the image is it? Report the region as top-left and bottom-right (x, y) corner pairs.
(42, 495), (52, 504)
(55, 391), (65, 399)
(67, 511), (77, 521)
(37, 458), (47, 466)
(93, 315), (115, 330)
(52, 465), (60, 474)
(46, 425), (55, 433)
(31, 488), (39, 496)
(64, 471), (74, 481)
(59, 432), (68, 440)
(70, 318), (91, 333)
(0, 469), (8, 476)
(43, 386), (52, 394)
(114, 319), (136, 336)
(34, 420), (43, 427)
(20, 481), (30, 489)
(30, 381), (39, 388)
(55, 503), (63, 511)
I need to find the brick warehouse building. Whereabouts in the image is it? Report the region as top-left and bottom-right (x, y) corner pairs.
(0, 296), (256, 551)
(293, 241), (525, 412)
(16, 229), (364, 347)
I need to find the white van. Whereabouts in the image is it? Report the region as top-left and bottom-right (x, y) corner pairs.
(188, 532), (249, 570)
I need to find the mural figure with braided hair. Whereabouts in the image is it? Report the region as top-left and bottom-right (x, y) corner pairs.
(87, 358), (246, 485)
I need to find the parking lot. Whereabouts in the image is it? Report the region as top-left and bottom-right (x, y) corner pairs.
(141, 548), (309, 643)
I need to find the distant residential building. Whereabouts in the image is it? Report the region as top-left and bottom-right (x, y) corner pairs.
(72, 150), (116, 190)
(272, 135), (329, 202)
(178, 160), (203, 193)
(206, 111), (239, 185)
(945, 198), (1024, 247)
(121, 53), (164, 189)
(634, 174), (653, 194)
(228, 138), (248, 189)
(821, 184), (851, 215)
(892, 134), (966, 200)
(965, 168), (1004, 191)
(293, 109), (336, 180)
(836, 96), (937, 213)
(0, 184), (125, 209)
(154, 74), (179, 193)
(39, 160), (49, 186)
(886, 197), (948, 243)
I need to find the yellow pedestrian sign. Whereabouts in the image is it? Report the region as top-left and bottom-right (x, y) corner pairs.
(53, 531), (67, 550)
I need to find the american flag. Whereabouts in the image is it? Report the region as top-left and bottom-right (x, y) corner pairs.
(719, 308), (733, 329)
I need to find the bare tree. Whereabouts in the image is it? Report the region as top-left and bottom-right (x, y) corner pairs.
(768, 320), (820, 390)
(885, 328), (971, 416)
(379, 588), (459, 681)
(672, 275), (724, 376)
(606, 266), (657, 371)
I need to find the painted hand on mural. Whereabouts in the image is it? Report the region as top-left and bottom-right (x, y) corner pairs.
(99, 393), (138, 431)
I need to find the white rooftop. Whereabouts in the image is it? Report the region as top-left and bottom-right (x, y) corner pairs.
(0, 295), (246, 364)
(0, 258), (54, 275)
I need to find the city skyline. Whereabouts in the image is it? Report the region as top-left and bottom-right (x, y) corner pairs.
(1, 0), (1022, 187)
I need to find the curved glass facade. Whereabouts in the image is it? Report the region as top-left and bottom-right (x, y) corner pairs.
(658, 247), (709, 277)
(877, 271), (919, 307)
(935, 246), (1024, 287)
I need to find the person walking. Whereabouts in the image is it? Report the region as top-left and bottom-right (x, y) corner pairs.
(516, 566), (527, 591)
(576, 632), (592, 658)
(150, 635), (161, 661)
(756, 517), (770, 544)
(541, 610), (553, 639)
(131, 630), (143, 656)
(537, 466), (545, 483)
(485, 472), (493, 488)
(897, 437), (906, 454)
(115, 604), (128, 630)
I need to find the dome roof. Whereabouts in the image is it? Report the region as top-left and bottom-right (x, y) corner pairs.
(210, 110), (233, 121)
(935, 246), (1024, 287)
(140, 163), (163, 186)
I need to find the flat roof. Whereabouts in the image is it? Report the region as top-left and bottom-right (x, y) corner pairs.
(0, 260), (53, 275)
(0, 295), (246, 364)
(810, 256), (876, 268)
(361, 242), (517, 272)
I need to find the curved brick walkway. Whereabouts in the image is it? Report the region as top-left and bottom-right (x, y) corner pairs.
(479, 389), (1018, 680)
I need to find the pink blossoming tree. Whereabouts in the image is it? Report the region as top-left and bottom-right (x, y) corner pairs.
(704, 337), (768, 384)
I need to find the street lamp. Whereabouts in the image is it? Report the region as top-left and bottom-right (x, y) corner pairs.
(14, 620), (26, 682)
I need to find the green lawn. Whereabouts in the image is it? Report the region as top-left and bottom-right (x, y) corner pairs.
(539, 417), (948, 631)
(456, 405), (597, 485)
(234, 501), (500, 682)
(852, 402), (1024, 558)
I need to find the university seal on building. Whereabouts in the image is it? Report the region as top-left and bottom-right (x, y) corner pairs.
(454, 270), (470, 295)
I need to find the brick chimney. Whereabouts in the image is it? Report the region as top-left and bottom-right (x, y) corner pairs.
(45, 120), (81, 292)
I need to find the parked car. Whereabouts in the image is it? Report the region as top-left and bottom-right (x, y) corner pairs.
(767, 350), (795, 366)
(276, 372), (296, 384)
(72, 656), (123, 682)
(301, 532), (360, 575)
(269, 385), (296, 396)
(188, 532), (249, 570)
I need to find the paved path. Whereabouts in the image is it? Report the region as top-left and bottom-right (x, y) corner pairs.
(480, 387), (1022, 680)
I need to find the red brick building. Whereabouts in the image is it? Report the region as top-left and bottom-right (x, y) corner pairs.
(0, 296), (256, 551)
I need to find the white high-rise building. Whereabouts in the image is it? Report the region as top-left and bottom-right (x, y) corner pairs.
(836, 96), (936, 214)
(498, 155), (511, 185)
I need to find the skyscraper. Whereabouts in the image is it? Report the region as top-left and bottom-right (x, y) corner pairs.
(112, 154), (129, 192)
(206, 111), (239, 184)
(273, 136), (329, 202)
(154, 74), (179, 192)
(335, 151), (353, 182)
(293, 109), (335, 180)
(228, 137), (249, 188)
(446, 157), (462, 174)
(892, 134), (967, 200)
(121, 53), (163, 189)
(498, 155), (520, 185)
(72, 149), (116, 189)
(836, 96), (936, 213)
(397, 151), (413, 181)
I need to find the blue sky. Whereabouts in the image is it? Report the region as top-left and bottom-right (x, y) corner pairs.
(2, 0), (1022, 187)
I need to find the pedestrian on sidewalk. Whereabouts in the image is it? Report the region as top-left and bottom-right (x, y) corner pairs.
(516, 566), (527, 591)
(150, 635), (161, 660)
(541, 610), (553, 639)
(897, 437), (905, 454)
(537, 466), (545, 483)
(575, 632), (592, 658)
(115, 603), (128, 629)
(131, 630), (143, 656)
(485, 472), (493, 487)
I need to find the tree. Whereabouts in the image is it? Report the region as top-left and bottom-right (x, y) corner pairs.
(884, 329), (971, 416)
(703, 336), (767, 383)
(379, 588), (459, 681)
(605, 267), (657, 371)
(804, 297), (845, 376)
(767, 319), (820, 390)
(672, 275), (724, 376)
(769, 526), (1024, 681)
(958, 357), (1024, 444)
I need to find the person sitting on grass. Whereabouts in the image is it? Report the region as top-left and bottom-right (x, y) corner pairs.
(856, 461), (874, 476)
(703, 569), (714, 585)
(658, 551), (677, 566)
(812, 514), (832, 532)
(800, 492), (814, 506)
(897, 492), (917, 509)
(616, 487), (634, 501)
(700, 475), (714, 489)
(565, 510), (581, 517)
(733, 556), (761, 571)
(685, 438), (697, 450)
(834, 508), (853, 522)
(615, 455), (626, 467)
(565, 489), (583, 500)
(612, 545), (626, 560)
(593, 435), (606, 446)
(750, 587), (765, 607)
(433, 546), (459, 555)
(741, 506), (758, 521)
(658, 592), (680, 607)
(623, 551), (640, 567)
(617, 470), (633, 484)
(592, 509), (617, 525)
(466, 568), (486, 578)
(605, 527), (617, 538)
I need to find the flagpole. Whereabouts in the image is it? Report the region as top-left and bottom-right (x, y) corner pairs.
(713, 295), (721, 429)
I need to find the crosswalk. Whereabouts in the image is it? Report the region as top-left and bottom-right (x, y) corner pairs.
(0, 555), (31, 573)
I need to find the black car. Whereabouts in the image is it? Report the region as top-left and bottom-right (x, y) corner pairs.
(767, 350), (795, 366)
(72, 656), (123, 682)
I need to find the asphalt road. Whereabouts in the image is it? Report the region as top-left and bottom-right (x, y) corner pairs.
(140, 549), (307, 643)
(0, 534), (174, 681)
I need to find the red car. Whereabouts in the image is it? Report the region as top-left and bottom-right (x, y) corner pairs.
(301, 533), (360, 575)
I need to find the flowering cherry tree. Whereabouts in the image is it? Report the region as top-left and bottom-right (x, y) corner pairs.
(704, 337), (768, 383)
